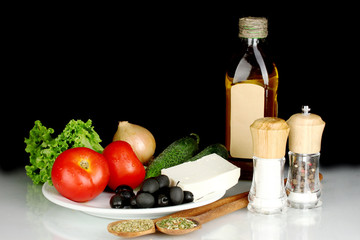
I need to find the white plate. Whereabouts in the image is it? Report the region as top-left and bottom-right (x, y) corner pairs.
(42, 183), (225, 219)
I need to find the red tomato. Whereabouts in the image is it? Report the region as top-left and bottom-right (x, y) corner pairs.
(51, 147), (110, 202)
(103, 141), (146, 190)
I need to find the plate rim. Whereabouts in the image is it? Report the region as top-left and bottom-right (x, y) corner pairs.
(42, 182), (226, 218)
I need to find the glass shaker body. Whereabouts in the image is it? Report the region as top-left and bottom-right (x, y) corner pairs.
(286, 151), (321, 209)
(248, 156), (287, 214)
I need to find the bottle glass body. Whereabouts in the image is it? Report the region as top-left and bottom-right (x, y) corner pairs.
(225, 38), (278, 160)
(286, 152), (321, 209)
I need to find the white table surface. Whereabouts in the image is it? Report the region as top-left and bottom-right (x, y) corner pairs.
(1, 166), (359, 240)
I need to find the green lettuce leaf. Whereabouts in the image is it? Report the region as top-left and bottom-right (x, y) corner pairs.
(55, 119), (104, 154)
(25, 121), (58, 185)
(24, 119), (104, 185)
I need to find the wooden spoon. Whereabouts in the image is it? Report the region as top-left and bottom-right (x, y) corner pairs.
(155, 196), (249, 235)
(107, 219), (156, 238)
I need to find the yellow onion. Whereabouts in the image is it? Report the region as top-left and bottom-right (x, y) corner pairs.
(113, 121), (156, 164)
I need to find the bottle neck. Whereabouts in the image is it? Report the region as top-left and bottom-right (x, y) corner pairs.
(239, 37), (269, 85)
(240, 38), (265, 47)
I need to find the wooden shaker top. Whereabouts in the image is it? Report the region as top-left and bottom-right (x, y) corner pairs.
(250, 117), (290, 159)
(287, 106), (325, 154)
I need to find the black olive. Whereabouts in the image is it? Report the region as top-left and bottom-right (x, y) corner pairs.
(136, 192), (155, 208)
(183, 191), (194, 203)
(169, 186), (184, 205)
(157, 186), (170, 197)
(130, 196), (137, 208)
(156, 193), (169, 207)
(115, 185), (133, 194)
(141, 178), (160, 194)
(155, 175), (170, 189)
(110, 195), (125, 209)
(117, 190), (135, 205)
(104, 186), (115, 193)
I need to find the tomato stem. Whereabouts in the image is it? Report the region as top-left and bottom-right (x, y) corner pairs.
(79, 160), (90, 170)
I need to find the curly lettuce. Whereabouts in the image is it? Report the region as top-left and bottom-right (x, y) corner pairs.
(25, 119), (104, 185)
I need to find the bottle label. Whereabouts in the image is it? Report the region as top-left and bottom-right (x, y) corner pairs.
(230, 83), (264, 158)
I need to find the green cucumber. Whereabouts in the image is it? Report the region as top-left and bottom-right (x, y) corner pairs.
(187, 143), (229, 162)
(145, 133), (200, 178)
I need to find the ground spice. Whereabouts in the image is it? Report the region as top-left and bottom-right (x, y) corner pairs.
(110, 219), (154, 233)
(156, 217), (197, 230)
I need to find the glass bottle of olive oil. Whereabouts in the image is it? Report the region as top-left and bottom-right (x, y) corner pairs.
(225, 17), (278, 161)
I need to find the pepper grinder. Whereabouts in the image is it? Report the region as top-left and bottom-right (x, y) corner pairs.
(286, 106), (325, 209)
(248, 117), (290, 214)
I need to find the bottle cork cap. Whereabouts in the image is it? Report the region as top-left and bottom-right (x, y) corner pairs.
(287, 106), (326, 154)
(239, 17), (268, 39)
(250, 117), (290, 159)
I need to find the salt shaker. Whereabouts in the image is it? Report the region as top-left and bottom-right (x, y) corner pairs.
(286, 106), (325, 209)
(248, 117), (290, 214)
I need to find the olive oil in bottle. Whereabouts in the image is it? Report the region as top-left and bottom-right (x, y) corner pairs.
(225, 17), (278, 161)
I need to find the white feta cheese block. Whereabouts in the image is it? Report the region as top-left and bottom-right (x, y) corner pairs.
(161, 153), (241, 200)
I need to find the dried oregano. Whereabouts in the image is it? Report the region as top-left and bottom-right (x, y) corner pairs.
(110, 219), (154, 233)
(156, 217), (197, 230)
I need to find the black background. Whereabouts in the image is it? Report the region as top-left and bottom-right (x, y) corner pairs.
(3, 3), (358, 171)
